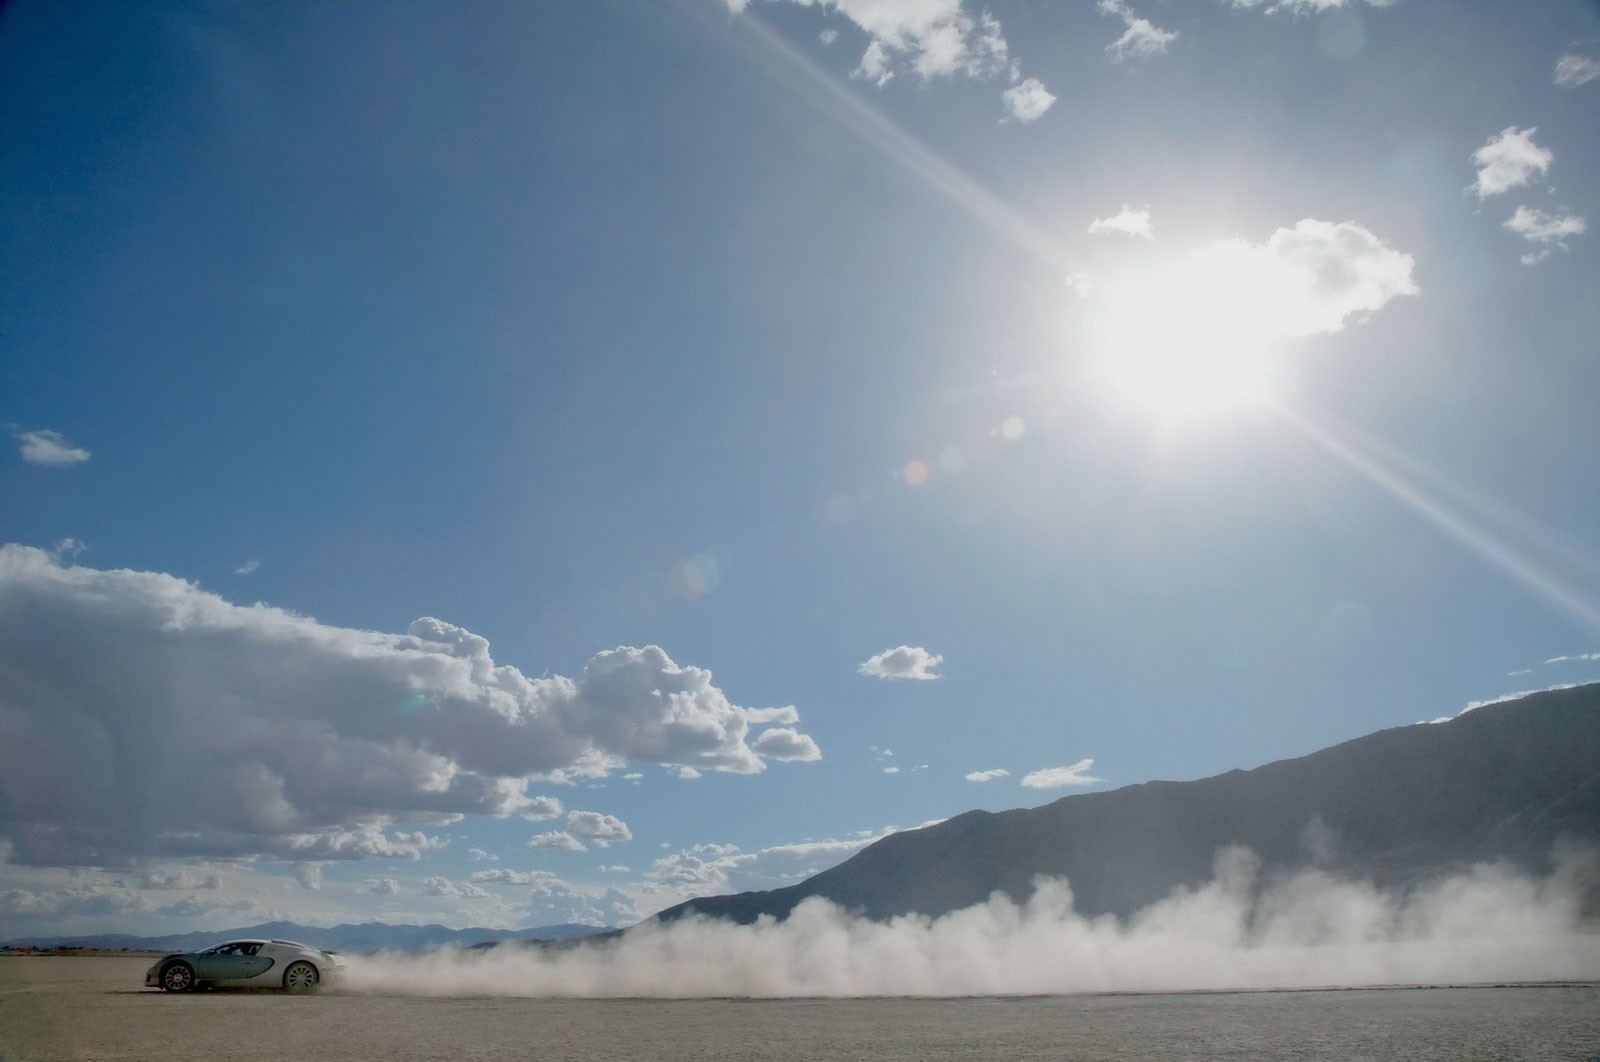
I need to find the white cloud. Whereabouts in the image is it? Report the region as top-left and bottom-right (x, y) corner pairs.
(520, 796), (565, 821)
(1553, 54), (1599, 88)
(1460, 683), (1579, 715)
(0, 546), (817, 866)
(13, 428), (91, 467)
(138, 868), (222, 890)
(296, 863), (324, 890)
(1002, 78), (1055, 123)
(964, 768), (1009, 782)
(1252, 219), (1418, 333)
(731, 1), (1010, 85)
(1545, 652), (1600, 665)
(676, 765), (702, 780)
(529, 831), (585, 851)
(1504, 206), (1586, 265)
(361, 877), (400, 894)
(1099, 0), (1177, 62)
(743, 705), (800, 725)
(752, 727), (823, 761)
(1469, 127), (1553, 199)
(469, 868), (566, 892)
(858, 645), (943, 680)
(567, 811), (633, 848)
(1021, 758), (1103, 789)
(819, 28), (838, 45)
(643, 829), (896, 907)
(234, 559), (261, 576)
(883, 766), (900, 774)
(1088, 204), (1154, 240)
(1227, 0), (1399, 12)
(467, 847), (498, 862)
(423, 875), (491, 899)
(1089, 218), (1417, 404)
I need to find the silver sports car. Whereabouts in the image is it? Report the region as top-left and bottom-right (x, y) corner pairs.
(144, 938), (342, 992)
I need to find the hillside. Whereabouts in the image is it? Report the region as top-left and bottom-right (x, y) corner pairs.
(659, 684), (1600, 924)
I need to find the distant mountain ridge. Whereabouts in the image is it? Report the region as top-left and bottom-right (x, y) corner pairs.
(2, 919), (609, 954)
(659, 684), (1600, 925)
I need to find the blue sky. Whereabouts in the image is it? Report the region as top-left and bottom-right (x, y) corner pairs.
(2, 0), (1598, 936)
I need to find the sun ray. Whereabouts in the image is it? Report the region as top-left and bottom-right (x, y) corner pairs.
(1281, 407), (1600, 634)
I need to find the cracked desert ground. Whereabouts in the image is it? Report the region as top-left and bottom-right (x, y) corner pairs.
(3, 955), (1598, 1062)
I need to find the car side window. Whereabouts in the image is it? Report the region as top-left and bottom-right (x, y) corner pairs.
(241, 943), (261, 956)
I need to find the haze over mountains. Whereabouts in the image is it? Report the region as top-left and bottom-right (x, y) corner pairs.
(10, 685), (1596, 957)
(659, 684), (1600, 926)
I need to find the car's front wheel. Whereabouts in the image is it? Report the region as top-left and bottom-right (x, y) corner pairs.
(160, 962), (195, 992)
(283, 961), (319, 992)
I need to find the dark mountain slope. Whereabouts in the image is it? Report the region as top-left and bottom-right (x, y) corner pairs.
(660, 684), (1600, 924)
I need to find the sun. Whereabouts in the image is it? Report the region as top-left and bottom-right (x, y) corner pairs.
(1077, 246), (1291, 428)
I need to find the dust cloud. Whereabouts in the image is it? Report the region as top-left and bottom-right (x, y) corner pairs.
(341, 847), (1600, 998)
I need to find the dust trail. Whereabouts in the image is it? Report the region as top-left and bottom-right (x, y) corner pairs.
(341, 847), (1600, 997)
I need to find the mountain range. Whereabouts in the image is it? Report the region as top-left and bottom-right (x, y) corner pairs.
(658, 683), (1600, 925)
(12, 685), (1597, 953)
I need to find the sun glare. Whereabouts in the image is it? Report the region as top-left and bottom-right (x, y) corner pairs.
(1080, 247), (1291, 428)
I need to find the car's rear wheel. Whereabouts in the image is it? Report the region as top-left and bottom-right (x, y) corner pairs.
(283, 961), (319, 992)
(160, 962), (195, 992)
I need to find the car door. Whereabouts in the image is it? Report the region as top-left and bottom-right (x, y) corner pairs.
(194, 942), (273, 983)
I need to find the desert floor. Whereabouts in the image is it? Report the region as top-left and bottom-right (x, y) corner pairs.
(3, 955), (1598, 1062)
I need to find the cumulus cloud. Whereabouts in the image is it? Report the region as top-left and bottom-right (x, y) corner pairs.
(676, 766), (702, 780)
(1099, 0), (1177, 62)
(1253, 219), (1418, 333)
(752, 727), (823, 761)
(1088, 218), (1416, 410)
(1228, 0), (1398, 12)
(730, 0), (1009, 85)
(1088, 204), (1154, 240)
(0, 546), (817, 866)
(964, 768), (1009, 783)
(1021, 758), (1103, 789)
(344, 846), (1600, 998)
(1002, 78), (1055, 123)
(743, 705), (800, 725)
(467, 847), (498, 862)
(138, 868), (222, 891)
(423, 875), (491, 899)
(1469, 127), (1553, 199)
(643, 832), (888, 905)
(1553, 54), (1599, 88)
(520, 797), (564, 822)
(858, 645), (943, 680)
(469, 868), (567, 891)
(567, 811), (633, 848)
(529, 832), (585, 852)
(1504, 205), (1586, 264)
(361, 877), (400, 894)
(12, 428), (91, 467)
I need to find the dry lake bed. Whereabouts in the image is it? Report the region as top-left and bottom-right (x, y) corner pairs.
(3, 955), (1597, 1062)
